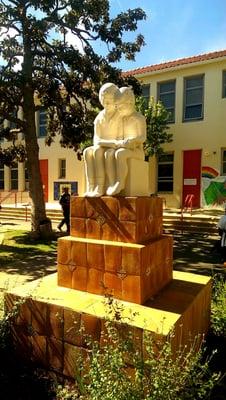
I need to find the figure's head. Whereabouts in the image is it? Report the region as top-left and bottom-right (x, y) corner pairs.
(99, 83), (119, 112)
(63, 187), (69, 194)
(115, 86), (135, 116)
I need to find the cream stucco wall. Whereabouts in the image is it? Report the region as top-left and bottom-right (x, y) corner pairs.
(38, 137), (85, 201)
(139, 57), (226, 207)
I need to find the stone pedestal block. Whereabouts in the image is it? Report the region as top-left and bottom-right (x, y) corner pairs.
(70, 196), (163, 244)
(57, 235), (173, 304)
(122, 159), (150, 196)
(5, 271), (212, 379)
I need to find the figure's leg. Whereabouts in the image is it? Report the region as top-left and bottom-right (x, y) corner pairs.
(83, 147), (96, 196)
(91, 146), (105, 197)
(107, 149), (131, 196)
(104, 149), (116, 195)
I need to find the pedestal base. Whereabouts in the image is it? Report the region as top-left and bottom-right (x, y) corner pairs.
(57, 235), (173, 304)
(5, 271), (211, 379)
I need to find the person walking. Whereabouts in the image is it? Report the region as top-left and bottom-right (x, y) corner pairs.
(58, 187), (70, 233)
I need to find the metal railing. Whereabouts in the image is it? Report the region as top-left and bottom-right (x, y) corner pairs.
(0, 191), (29, 207)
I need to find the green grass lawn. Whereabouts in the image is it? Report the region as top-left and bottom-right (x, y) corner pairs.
(0, 229), (57, 281)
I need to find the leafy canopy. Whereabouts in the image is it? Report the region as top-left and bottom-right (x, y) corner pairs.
(136, 96), (173, 157)
(0, 0), (146, 162)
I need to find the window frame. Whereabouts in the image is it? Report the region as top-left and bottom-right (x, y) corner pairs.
(157, 152), (174, 193)
(222, 71), (226, 98)
(183, 74), (204, 122)
(0, 166), (4, 190)
(25, 161), (29, 190)
(39, 107), (47, 138)
(157, 79), (176, 123)
(221, 148), (226, 175)
(59, 159), (66, 179)
(10, 162), (18, 190)
(141, 84), (150, 106)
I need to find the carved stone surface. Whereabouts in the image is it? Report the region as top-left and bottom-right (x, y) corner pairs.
(57, 235), (173, 304)
(70, 195), (163, 244)
(83, 83), (147, 197)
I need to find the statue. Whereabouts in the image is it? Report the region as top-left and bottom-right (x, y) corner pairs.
(83, 82), (122, 197)
(106, 87), (146, 196)
(83, 83), (146, 197)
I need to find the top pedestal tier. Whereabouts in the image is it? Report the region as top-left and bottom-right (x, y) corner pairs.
(70, 196), (163, 244)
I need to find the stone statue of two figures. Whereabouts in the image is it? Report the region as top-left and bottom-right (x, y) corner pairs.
(84, 83), (147, 197)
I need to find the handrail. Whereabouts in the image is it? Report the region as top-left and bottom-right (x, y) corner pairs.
(0, 191), (17, 206)
(180, 194), (195, 234)
(0, 191), (28, 207)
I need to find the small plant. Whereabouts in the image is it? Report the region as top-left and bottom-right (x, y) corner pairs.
(211, 273), (226, 337)
(55, 298), (221, 400)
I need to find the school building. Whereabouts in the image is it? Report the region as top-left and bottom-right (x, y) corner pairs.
(0, 110), (86, 204)
(0, 49), (226, 208)
(123, 49), (226, 209)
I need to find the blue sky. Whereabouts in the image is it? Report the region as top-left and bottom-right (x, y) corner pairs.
(109, 0), (226, 71)
(1, 0), (226, 73)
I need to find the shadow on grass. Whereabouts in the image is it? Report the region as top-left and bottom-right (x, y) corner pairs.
(0, 231), (58, 280)
(173, 232), (226, 276)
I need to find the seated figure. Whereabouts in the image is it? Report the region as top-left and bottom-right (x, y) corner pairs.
(106, 86), (147, 196)
(83, 83), (122, 197)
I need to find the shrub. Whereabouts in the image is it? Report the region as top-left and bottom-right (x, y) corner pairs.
(56, 298), (221, 400)
(211, 273), (226, 337)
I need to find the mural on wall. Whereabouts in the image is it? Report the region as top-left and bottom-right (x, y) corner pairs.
(201, 166), (226, 206)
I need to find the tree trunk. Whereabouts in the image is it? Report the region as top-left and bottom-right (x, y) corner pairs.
(22, 14), (52, 237)
(23, 96), (52, 236)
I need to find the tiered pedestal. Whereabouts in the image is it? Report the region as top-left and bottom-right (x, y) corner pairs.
(59, 196), (172, 304)
(5, 196), (212, 379)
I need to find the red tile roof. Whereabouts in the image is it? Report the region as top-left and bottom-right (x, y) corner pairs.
(122, 49), (226, 77)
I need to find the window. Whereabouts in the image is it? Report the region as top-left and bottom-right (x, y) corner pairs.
(222, 149), (226, 175)
(59, 159), (66, 179)
(141, 84), (150, 106)
(0, 123), (4, 142)
(39, 108), (47, 137)
(11, 162), (18, 190)
(183, 75), (204, 121)
(9, 109), (17, 130)
(0, 166), (4, 190)
(222, 71), (226, 98)
(25, 162), (29, 190)
(157, 153), (174, 192)
(157, 80), (176, 123)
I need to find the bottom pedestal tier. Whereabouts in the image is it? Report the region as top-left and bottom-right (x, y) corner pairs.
(5, 271), (211, 379)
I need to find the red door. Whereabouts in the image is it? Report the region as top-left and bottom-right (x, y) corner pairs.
(182, 150), (201, 208)
(39, 159), (48, 202)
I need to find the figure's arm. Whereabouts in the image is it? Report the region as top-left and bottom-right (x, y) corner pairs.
(97, 138), (118, 148)
(117, 117), (147, 149)
(93, 117), (119, 148)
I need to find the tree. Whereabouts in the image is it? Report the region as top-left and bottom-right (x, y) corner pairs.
(0, 0), (146, 236)
(136, 96), (173, 158)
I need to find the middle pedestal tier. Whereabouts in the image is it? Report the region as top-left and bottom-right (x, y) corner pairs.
(57, 235), (173, 305)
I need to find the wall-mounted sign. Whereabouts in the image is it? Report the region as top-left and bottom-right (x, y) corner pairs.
(184, 178), (197, 185)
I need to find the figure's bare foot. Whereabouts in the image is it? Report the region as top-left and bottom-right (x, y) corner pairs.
(107, 181), (123, 196)
(84, 185), (95, 196)
(92, 185), (105, 197)
(106, 185), (114, 196)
